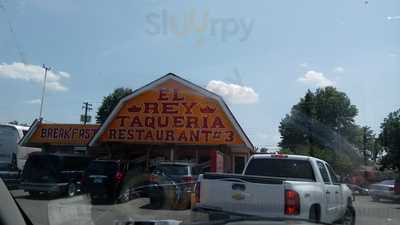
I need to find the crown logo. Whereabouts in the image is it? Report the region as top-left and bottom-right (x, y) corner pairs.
(200, 106), (216, 113)
(127, 105), (142, 113)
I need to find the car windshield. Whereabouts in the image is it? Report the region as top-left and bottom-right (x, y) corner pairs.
(0, 163), (10, 170)
(158, 165), (189, 176)
(87, 161), (118, 175)
(0, 126), (18, 161)
(380, 180), (395, 185)
(2, 1), (399, 225)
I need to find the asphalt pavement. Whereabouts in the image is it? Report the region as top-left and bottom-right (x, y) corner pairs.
(11, 190), (400, 225)
(353, 195), (400, 225)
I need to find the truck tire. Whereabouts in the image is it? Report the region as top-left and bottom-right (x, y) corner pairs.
(309, 205), (320, 223)
(67, 183), (77, 197)
(338, 205), (355, 225)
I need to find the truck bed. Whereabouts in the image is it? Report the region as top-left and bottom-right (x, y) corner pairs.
(198, 173), (287, 218)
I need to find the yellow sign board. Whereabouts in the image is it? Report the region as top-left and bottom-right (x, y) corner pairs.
(101, 79), (244, 145)
(30, 124), (100, 145)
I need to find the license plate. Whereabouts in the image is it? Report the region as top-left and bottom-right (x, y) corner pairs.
(94, 178), (103, 183)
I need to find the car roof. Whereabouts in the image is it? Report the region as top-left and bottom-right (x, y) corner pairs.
(29, 152), (89, 158)
(91, 159), (120, 163)
(159, 161), (195, 166)
(250, 153), (324, 162)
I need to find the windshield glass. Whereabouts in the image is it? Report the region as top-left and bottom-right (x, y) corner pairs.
(87, 161), (118, 175)
(0, 125), (18, 161)
(380, 180), (395, 185)
(158, 165), (189, 176)
(244, 158), (315, 181)
(2, 1), (399, 225)
(0, 162), (10, 170)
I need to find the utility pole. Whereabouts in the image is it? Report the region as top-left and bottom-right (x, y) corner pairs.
(82, 102), (93, 124)
(39, 64), (51, 119)
(363, 127), (368, 166)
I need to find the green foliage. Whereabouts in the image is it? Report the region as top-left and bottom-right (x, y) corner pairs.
(96, 87), (133, 124)
(278, 87), (361, 174)
(379, 109), (400, 171)
(279, 87), (358, 151)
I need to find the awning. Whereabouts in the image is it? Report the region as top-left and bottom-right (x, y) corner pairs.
(20, 119), (100, 147)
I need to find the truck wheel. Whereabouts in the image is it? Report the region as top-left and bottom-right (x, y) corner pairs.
(339, 205), (355, 225)
(149, 188), (164, 209)
(309, 205), (320, 223)
(67, 183), (77, 197)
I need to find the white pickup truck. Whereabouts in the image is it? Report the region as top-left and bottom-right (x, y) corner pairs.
(193, 154), (355, 225)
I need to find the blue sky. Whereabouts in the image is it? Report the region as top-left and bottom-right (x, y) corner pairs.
(0, 0), (399, 148)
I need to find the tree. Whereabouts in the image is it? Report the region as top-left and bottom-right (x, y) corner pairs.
(96, 87), (133, 124)
(278, 87), (361, 174)
(379, 109), (400, 171)
(279, 87), (358, 151)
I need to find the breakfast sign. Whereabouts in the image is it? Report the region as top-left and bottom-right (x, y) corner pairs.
(29, 123), (100, 146)
(100, 79), (244, 145)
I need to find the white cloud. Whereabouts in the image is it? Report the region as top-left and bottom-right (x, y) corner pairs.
(387, 16), (400, 20)
(0, 62), (70, 91)
(206, 80), (259, 104)
(298, 70), (335, 87)
(25, 99), (41, 104)
(333, 66), (344, 73)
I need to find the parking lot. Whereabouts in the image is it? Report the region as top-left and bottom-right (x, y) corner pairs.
(10, 190), (400, 225)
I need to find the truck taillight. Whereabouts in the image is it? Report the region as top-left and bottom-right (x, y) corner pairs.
(285, 190), (300, 215)
(114, 171), (124, 183)
(394, 180), (400, 194)
(195, 181), (201, 203)
(183, 176), (194, 184)
(149, 174), (158, 183)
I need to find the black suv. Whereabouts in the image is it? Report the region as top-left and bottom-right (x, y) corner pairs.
(83, 160), (127, 204)
(20, 153), (91, 198)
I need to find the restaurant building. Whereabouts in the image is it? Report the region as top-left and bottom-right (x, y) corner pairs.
(21, 73), (254, 173)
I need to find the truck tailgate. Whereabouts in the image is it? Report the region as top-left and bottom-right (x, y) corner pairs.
(199, 173), (285, 217)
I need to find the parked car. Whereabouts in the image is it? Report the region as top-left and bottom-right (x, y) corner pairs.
(148, 162), (203, 209)
(0, 161), (20, 190)
(193, 154), (355, 225)
(347, 184), (369, 195)
(19, 153), (91, 198)
(369, 179), (400, 202)
(83, 160), (128, 204)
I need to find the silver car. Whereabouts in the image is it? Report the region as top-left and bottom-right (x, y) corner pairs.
(369, 180), (400, 202)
